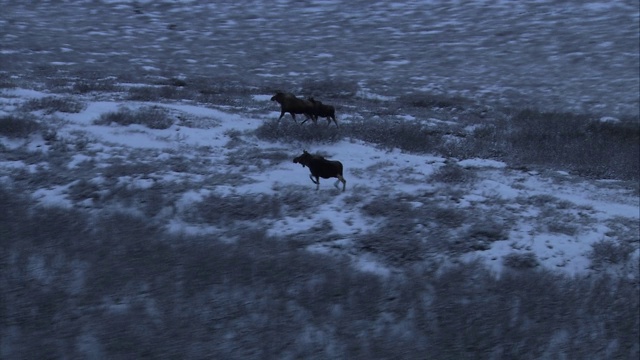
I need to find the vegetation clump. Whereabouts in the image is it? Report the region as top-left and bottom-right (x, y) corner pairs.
(94, 106), (174, 129)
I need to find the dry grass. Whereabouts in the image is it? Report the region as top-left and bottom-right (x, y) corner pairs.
(94, 106), (174, 129)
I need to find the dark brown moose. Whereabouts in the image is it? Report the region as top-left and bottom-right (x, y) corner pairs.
(270, 92), (315, 123)
(293, 150), (346, 191)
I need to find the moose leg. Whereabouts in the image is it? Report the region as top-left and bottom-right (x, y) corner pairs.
(305, 113), (318, 125)
(308, 175), (320, 190)
(331, 115), (338, 127)
(335, 175), (346, 191)
(277, 110), (286, 121)
(289, 112), (297, 123)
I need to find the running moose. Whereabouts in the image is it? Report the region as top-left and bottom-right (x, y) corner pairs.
(293, 150), (346, 191)
(270, 92), (315, 123)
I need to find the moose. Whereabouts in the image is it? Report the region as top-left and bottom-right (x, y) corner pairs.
(293, 150), (346, 191)
(270, 92), (315, 123)
(303, 97), (338, 127)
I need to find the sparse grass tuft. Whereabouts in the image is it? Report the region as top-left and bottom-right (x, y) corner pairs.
(101, 160), (159, 179)
(226, 146), (291, 169)
(127, 85), (187, 101)
(468, 221), (509, 242)
(357, 231), (427, 265)
(345, 118), (445, 153)
(589, 239), (635, 267)
(157, 77), (188, 87)
(507, 110), (640, 180)
(433, 207), (467, 228)
(430, 163), (476, 184)
(94, 106), (174, 129)
(20, 96), (86, 114)
(185, 193), (282, 225)
(398, 92), (474, 110)
(0, 114), (40, 138)
(547, 221), (580, 236)
(605, 216), (640, 244)
(503, 252), (539, 269)
(523, 194), (558, 207)
(0, 73), (17, 89)
(441, 220), (510, 254)
(360, 195), (415, 218)
(67, 179), (101, 203)
(301, 78), (359, 99)
(73, 80), (121, 94)
(254, 119), (342, 144)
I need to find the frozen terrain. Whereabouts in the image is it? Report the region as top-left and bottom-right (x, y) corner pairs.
(1, 0), (638, 358)
(1, 0), (638, 116)
(1, 86), (637, 278)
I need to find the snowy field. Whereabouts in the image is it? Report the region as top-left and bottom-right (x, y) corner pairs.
(2, 0), (638, 116)
(1, 86), (638, 277)
(1, 0), (639, 358)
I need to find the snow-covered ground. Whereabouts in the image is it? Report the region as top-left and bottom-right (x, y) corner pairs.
(1, 1), (639, 357)
(1, 0), (638, 279)
(1, 0), (638, 116)
(1, 86), (637, 279)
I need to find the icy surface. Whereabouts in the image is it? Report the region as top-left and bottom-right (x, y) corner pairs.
(1, 0), (638, 116)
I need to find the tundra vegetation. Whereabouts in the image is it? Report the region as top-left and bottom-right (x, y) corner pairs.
(1, 85), (637, 358)
(0, 0), (638, 358)
(1, 185), (638, 359)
